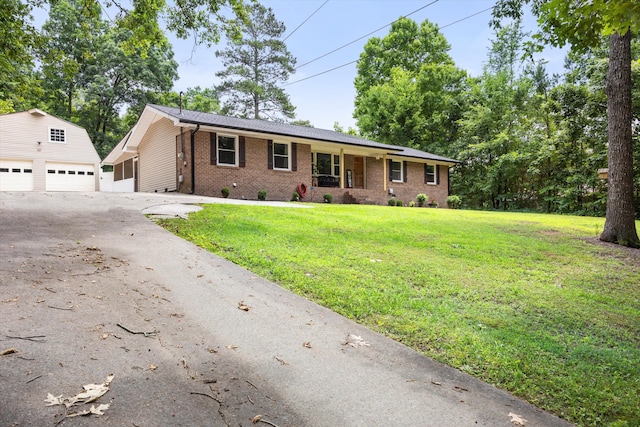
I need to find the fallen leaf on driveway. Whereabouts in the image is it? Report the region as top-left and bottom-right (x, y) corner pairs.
(275, 356), (288, 365)
(149, 364), (158, 371)
(67, 403), (110, 418)
(252, 414), (263, 424)
(342, 334), (370, 348)
(302, 341), (312, 348)
(1, 348), (18, 356)
(238, 301), (251, 311)
(45, 374), (114, 408)
(509, 412), (527, 426)
(3, 297), (19, 303)
(226, 344), (238, 350)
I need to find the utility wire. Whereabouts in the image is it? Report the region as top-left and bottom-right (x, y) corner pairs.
(283, 0), (329, 42)
(285, 5), (495, 86)
(295, 0), (440, 70)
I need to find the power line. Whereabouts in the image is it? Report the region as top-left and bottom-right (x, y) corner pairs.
(283, 0), (329, 42)
(285, 5), (495, 86)
(295, 0), (440, 70)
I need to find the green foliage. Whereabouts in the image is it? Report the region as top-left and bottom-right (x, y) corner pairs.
(221, 187), (230, 198)
(395, 199), (403, 207)
(409, 201), (415, 207)
(290, 119), (313, 127)
(257, 190), (267, 201)
(387, 198), (396, 206)
(215, 2), (296, 120)
(416, 193), (427, 206)
(446, 195), (461, 209)
(354, 17), (466, 154)
(0, 0), (44, 112)
(159, 204), (640, 426)
(323, 194), (332, 203)
(291, 191), (300, 202)
(38, 0), (179, 157)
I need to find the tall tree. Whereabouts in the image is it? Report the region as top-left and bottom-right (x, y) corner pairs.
(40, 0), (178, 157)
(215, 2), (296, 120)
(0, 0), (43, 112)
(353, 17), (465, 154)
(493, 0), (640, 247)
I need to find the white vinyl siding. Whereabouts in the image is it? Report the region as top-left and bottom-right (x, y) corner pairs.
(138, 119), (177, 192)
(0, 110), (100, 191)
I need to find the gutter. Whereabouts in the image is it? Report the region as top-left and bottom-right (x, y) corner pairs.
(190, 124), (200, 194)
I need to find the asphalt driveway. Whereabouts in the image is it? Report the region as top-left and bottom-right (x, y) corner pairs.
(0, 192), (573, 426)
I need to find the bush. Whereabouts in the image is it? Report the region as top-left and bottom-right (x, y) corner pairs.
(409, 201), (415, 207)
(395, 199), (404, 207)
(257, 190), (267, 201)
(221, 187), (230, 198)
(291, 191), (300, 202)
(323, 194), (333, 203)
(446, 195), (461, 209)
(388, 198), (396, 206)
(416, 193), (428, 207)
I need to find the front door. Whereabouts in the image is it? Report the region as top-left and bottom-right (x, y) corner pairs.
(354, 156), (364, 189)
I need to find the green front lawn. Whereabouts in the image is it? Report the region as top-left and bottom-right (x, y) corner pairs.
(157, 204), (640, 426)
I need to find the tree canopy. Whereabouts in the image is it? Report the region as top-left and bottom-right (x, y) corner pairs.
(215, 2), (296, 121)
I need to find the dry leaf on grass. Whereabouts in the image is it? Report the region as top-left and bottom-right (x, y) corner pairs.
(509, 412), (528, 426)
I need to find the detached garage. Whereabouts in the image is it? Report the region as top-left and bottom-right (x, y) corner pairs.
(0, 109), (100, 192)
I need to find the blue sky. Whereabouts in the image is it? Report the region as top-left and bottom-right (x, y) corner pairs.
(172, 0), (567, 130)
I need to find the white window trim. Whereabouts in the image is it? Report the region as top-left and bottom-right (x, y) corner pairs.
(272, 141), (291, 171)
(391, 159), (403, 183)
(217, 134), (238, 167)
(425, 164), (437, 185)
(49, 127), (66, 143)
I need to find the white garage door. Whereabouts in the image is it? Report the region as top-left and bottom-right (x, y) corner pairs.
(0, 160), (34, 191)
(46, 162), (96, 191)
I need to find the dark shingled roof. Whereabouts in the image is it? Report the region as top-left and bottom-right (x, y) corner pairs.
(150, 104), (459, 164)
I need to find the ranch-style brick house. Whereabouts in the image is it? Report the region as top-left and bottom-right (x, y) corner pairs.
(102, 104), (459, 205)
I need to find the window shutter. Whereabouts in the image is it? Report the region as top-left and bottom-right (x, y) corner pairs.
(210, 132), (217, 165)
(436, 164), (440, 185)
(239, 136), (246, 168)
(267, 140), (273, 170)
(424, 164), (428, 184)
(403, 161), (408, 183)
(291, 143), (297, 171)
(388, 159), (392, 181)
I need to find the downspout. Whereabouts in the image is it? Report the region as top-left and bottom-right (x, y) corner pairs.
(190, 124), (200, 194)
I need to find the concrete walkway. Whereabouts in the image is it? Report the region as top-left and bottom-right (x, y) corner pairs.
(0, 192), (572, 426)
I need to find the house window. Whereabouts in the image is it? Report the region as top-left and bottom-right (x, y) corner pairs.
(316, 153), (332, 175)
(49, 128), (66, 143)
(391, 160), (403, 182)
(333, 155), (340, 176)
(217, 135), (237, 166)
(273, 142), (290, 170)
(425, 164), (436, 184)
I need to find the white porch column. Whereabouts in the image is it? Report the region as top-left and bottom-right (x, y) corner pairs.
(339, 148), (345, 189)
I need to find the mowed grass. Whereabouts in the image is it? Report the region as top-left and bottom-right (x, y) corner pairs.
(157, 204), (640, 426)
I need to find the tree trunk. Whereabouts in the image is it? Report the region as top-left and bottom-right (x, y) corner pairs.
(600, 31), (640, 248)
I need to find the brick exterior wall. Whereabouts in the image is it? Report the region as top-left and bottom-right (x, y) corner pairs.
(178, 131), (312, 201)
(176, 129), (451, 206)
